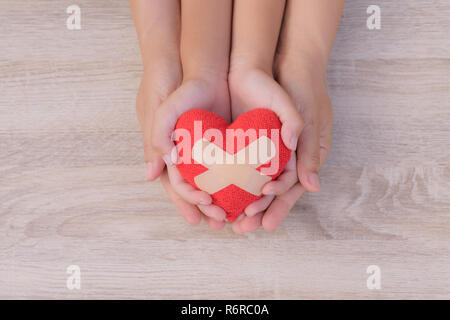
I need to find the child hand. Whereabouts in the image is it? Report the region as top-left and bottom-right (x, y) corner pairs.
(228, 67), (304, 234)
(152, 75), (231, 229)
(228, 67), (303, 199)
(133, 0), (233, 229)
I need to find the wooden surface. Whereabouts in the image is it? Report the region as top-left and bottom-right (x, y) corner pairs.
(0, 0), (449, 299)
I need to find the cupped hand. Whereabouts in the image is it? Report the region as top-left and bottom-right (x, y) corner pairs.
(228, 67), (305, 234)
(151, 74), (232, 229)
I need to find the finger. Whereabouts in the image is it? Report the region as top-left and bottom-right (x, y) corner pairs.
(136, 82), (166, 181)
(237, 213), (263, 234)
(160, 169), (202, 226)
(151, 80), (216, 165)
(297, 120), (321, 193)
(143, 107), (165, 181)
(244, 195), (275, 217)
(262, 152), (297, 195)
(203, 215), (226, 230)
(262, 183), (305, 231)
(145, 158), (166, 181)
(232, 70), (304, 151)
(231, 214), (245, 234)
(319, 115), (333, 167)
(320, 145), (330, 168)
(198, 204), (227, 222)
(257, 71), (304, 150)
(166, 165), (212, 205)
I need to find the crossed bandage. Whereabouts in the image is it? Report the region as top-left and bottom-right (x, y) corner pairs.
(191, 136), (276, 196)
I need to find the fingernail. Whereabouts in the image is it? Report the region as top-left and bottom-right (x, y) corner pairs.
(162, 154), (173, 166)
(289, 134), (298, 151)
(199, 198), (212, 206)
(233, 223), (242, 234)
(170, 146), (180, 165)
(145, 162), (153, 181)
(307, 173), (320, 191)
(245, 208), (256, 217)
(216, 213), (227, 221)
(262, 185), (275, 195)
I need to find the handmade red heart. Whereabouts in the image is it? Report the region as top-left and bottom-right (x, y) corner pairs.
(174, 108), (291, 222)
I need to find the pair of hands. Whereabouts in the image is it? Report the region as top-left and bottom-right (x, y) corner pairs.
(136, 52), (333, 233)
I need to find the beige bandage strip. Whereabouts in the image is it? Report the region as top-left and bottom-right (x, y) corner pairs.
(192, 137), (276, 196)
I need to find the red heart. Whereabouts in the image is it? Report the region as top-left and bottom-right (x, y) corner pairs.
(174, 108), (291, 222)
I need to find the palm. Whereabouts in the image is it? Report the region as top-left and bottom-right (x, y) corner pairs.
(229, 69), (285, 120)
(177, 78), (231, 122)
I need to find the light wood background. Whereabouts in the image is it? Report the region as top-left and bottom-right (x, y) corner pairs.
(0, 0), (449, 299)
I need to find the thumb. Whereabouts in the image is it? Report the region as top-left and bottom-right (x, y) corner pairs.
(297, 122), (321, 192)
(151, 97), (181, 167)
(271, 84), (304, 151)
(152, 80), (214, 166)
(136, 87), (165, 181)
(236, 70), (304, 150)
(143, 135), (165, 181)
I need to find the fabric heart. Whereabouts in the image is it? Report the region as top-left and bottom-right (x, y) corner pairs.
(174, 108), (291, 222)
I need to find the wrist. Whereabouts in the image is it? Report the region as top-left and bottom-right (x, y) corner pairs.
(138, 25), (181, 72)
(276, 40), (329, 76)
(275, 49), (328, 86)
(229, 50), (274, 77)
(182, 61), (229, 86)
(141, 55), (182, 89)
(140, 44), (180, 76)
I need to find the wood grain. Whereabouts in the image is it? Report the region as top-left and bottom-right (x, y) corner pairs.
(0, 0), (449, 299)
